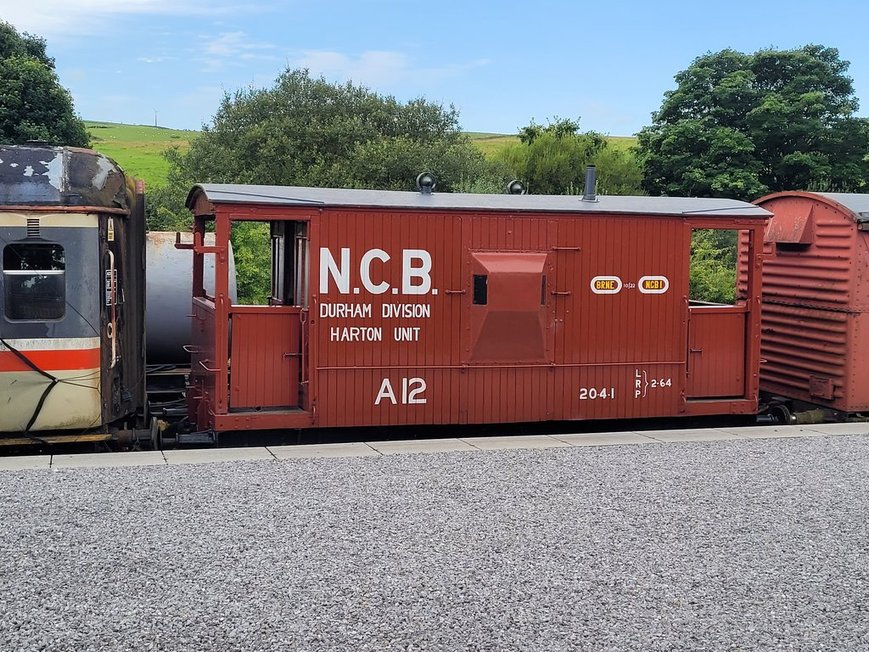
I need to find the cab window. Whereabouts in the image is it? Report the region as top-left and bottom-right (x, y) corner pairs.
(3, 243), (65, 320)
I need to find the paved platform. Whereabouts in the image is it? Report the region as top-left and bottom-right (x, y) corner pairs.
(0, 422), (866, 470)
(2, 429), (866, 651)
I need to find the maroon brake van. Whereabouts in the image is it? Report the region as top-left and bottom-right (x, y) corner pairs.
(182, 184), (768, 432)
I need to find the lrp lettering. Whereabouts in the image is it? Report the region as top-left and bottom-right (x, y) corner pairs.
(320, 248), (433, 295)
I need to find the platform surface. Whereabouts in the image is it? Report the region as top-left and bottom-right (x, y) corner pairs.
(1, 426), (866, 652)
(1, 423), (865, 469)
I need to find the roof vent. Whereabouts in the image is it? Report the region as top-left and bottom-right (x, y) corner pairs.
(416, 172), (436, 195)
(26, 218), (40, 238)
(582, 165), (597, 202)
(507, 180), (527, 195)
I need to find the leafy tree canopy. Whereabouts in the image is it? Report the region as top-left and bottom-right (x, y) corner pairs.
(163, 68), (484, 199)
(690, 229), (738, 304)
(638, 45), (869, 200)
(493, 117), (643, 195)
(0, 21), (89, 147)
(153, 68), (487, 302)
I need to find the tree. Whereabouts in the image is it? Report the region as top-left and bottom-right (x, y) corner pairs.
(638, 45), (869, 200)
(152, 69), (486, 302)
(163, 69), (483, 193)
(690, 229), (738, 304)
(492, 117), (643, 195)
(0, 21), (89, 147)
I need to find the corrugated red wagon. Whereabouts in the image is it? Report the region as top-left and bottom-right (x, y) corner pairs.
(182, 182), (770, 433)
(752, 192), (869, 413)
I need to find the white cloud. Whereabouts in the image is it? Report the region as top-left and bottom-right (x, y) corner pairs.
(195, 31), (280, 73)
(204, 31), (276, 58)
(1, 0), (255, 36)
(138, 56), (174, 64)
(290, 49), (491, 89)
(294, 50), (411, 87)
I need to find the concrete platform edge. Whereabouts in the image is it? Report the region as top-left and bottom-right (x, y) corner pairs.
(1, 425), (867, 471)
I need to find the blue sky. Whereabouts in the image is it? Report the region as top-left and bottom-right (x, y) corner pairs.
(4, 0), (869, 136)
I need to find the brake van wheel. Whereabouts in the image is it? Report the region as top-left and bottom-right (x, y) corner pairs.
(770, 404), (793, 425)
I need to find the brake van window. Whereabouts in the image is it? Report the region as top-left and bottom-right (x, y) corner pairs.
(3, 243), (66, 320)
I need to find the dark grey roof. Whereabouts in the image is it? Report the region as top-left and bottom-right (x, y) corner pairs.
(817, 192), (869, 219)
(189, 183), (771, 218)
(0, 145), (130, 210)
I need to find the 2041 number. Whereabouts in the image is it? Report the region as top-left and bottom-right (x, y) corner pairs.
(579, 386), (616, 400)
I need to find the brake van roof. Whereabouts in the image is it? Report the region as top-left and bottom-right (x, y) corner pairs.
(188, 183), (771, 218)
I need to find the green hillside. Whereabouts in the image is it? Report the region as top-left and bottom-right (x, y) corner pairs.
(465, 132), (521, 157)
(85, 121), (637, 189)
(466, 132), (636, 157)
(85, 121), (196, 187)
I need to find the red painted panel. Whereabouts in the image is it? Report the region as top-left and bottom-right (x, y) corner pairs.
(466, 252), (549, 363)
(191, 196), (765, 431)
(757, 303), (869, 411)
(188, 297), (217, 428)
(750, 192), (869, 411)
(687, 308), (746, 398)
(0, 347), (100, 372)
(757, 195), (858, 310)
(230, 309), (300, 409)
(307, 209), (761, 427)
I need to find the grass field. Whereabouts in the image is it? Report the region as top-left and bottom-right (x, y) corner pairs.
(466, 132), (637, 155)
(85, 121), (637, 189)
(85, 121), (196, 187)
(465, 132), (520, 157)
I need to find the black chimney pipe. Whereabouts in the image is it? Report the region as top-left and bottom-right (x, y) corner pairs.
(582, 165), (597, 202)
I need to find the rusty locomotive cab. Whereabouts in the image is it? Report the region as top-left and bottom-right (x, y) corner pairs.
(183, 183), (770, 432)
(0, 145), (146, 443)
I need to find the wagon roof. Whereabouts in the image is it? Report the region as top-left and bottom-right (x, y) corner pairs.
(814, 193), (869, 218)
(189, 183), (771, 218)
(757, 191), (869, 221)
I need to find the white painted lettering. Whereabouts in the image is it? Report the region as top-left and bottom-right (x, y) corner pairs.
(402, 249), (432, 295)
(320, 248), (434, 296)
(376, 377), (427, 405)
(393, 327), (421, 341)
(405, 377), (427, 404)
(320, 303), (372, 319)
(319, 247), (351, 294)
(381, 303), (431, 319)
(329, 326), (382, 342)
(375, 378), (397, 405)
(360, 249), (390, 294)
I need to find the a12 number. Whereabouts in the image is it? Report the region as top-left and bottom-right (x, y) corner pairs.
(375, 377), (427, 405)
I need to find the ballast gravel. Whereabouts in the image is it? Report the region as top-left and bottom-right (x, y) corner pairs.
(1, 435), (867, 652)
